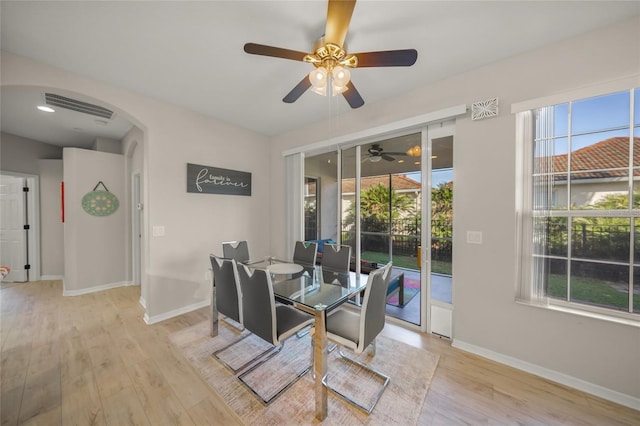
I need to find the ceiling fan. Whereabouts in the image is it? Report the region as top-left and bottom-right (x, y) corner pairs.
(363, 144), (408, 163)
(243, 0), (418, 108)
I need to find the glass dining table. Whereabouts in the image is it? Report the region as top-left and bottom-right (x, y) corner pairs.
(271, 265), (368, 421)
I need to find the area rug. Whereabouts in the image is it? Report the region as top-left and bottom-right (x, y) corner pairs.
(169, 319), (439, 425)
(386, 277), (420, 307)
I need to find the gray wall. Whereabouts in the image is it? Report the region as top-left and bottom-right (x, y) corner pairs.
(93, 137), (122, 154)
(63, 148), (126, 293)
(1, 132), (62, 174)
(38, 159), (64, 277)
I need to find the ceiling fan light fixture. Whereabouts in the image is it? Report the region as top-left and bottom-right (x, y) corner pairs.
(309, 67), (327, 86)
(332, 65), (350, 87)
(369, 155), (382, 163)
(407, 145), (422, 157)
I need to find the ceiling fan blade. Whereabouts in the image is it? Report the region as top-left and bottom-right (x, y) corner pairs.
(325, 0), (356, 47)
(283, 76), (312, 103)
(384, 151), (409, 156)
(353, 49), (418, 67)
(244, 43), (308, 62)
(382, 154), (395, 161)
(342, 81), (364, 109)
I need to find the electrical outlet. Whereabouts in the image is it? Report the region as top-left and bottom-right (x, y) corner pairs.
(466, 231), (483, 244)
(152, 226), (165, 237)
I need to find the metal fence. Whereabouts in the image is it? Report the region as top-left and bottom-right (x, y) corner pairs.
(341, 217), (452, 261)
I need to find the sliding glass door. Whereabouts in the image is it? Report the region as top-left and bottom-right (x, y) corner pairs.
(300, 124), (454, 333)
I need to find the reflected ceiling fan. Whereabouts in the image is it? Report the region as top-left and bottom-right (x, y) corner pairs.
(363, 144), (408, 163)
(243, 0), (417, 108)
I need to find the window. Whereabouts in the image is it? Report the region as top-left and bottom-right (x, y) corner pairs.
(304, 177), (319, 241)
(517, 87), (640, 319)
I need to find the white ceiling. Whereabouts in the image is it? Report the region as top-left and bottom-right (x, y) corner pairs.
(1, 1), (639, 148)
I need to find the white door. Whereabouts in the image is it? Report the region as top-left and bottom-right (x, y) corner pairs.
(0, 175), (28, 282)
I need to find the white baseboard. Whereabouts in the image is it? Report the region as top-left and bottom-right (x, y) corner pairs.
(452, 339), (640, 411)
(139, 296), (146, 309)
(40, 275), (64, 280)
(63, 281), (131, 296)
(144, 300), (210, 325)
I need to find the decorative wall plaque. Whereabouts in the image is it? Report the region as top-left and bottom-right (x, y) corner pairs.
(82, 181), (119, 216)
(186, 163), (251, 196)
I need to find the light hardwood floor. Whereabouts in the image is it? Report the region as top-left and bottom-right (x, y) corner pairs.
(1, 280), (639, 425)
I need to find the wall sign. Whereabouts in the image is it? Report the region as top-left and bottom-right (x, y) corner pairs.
(187, 163), (251, 196)
(82, 181), (119, 216)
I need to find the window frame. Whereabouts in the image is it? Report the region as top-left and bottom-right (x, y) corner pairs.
(514, 76), (640, 325)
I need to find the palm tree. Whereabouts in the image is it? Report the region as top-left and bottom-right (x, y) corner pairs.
(344, 183), (415, 232)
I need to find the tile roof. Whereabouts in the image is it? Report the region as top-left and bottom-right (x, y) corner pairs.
(537, 137), (640, 179)
(342, 174), (421, 193)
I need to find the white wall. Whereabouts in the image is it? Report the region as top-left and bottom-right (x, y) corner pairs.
(63, 148), (126, 293)
(270, 17), (640, 407)
(1, 50), (271, 323)
(38, 159), (64, 277)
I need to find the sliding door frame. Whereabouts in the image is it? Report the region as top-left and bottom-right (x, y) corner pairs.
(283, 105), (466, 333)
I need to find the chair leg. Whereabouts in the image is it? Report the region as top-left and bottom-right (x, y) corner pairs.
(221, 315), (245, 331)
(212, 333), (277, 374)
(238, 341), (311, 405)
(295, 324), (311, 338)
(322, 348), (390, 414)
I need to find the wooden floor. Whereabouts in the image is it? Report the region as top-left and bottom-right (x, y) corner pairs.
(1, 281), (639, 425)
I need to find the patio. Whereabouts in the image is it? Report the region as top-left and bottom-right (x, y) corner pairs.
(384, 267), (452, 325)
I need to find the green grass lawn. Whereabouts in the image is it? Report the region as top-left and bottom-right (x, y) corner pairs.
(361, 251), (452, 275)
(548, 274), (640, 312)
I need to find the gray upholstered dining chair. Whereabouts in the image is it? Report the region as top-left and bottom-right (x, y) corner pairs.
(222, 240), (251, 263)
(222, 240), (265, 266)
(321, 261), (393, 414)
(210, 255), (273, 373)
(235, 263), (315, 404)
(293, 241), (318, 265)
(210, 254), (243, 328)
(291, 240), (317, 279)
(321, 244), (351, 273)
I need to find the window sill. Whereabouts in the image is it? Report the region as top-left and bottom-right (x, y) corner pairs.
(516, 300), (640, 328)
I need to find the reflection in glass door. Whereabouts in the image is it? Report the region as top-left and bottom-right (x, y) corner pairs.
(341, 134), (424, 325)
(304, 151), (340, 247)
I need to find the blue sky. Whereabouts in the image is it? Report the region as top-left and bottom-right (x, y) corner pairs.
(405, 169), (453, 187)
(540, 89), (639, 155)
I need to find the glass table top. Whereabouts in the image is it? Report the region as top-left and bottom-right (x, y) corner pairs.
(271, 266), (368, 312)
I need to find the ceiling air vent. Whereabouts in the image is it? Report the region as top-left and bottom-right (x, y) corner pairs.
(44, 93), (114, 119)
